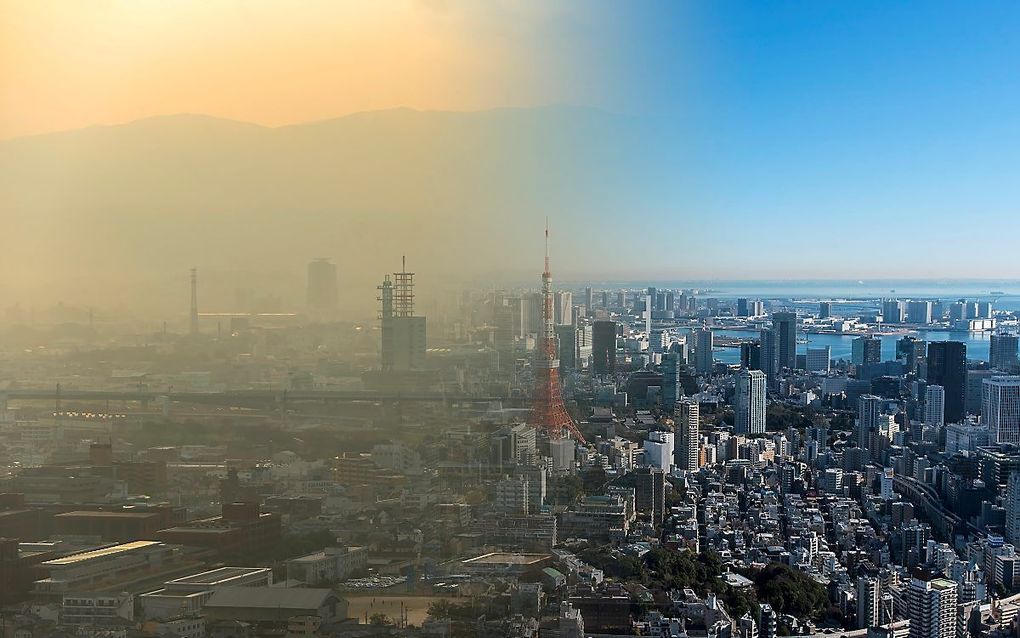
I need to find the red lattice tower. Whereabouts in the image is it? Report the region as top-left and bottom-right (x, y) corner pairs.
(530, 223), (587, 444)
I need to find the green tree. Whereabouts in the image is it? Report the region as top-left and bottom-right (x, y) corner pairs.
(369, 613), (392, 626)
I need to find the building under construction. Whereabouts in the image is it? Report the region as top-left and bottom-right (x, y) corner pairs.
(378, 257), (426, 371)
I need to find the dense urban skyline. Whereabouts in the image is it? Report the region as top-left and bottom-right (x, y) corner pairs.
(5, 4), (1020, 636)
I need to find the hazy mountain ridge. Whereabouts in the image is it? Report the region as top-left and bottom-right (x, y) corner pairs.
(0, 106), (666, 319)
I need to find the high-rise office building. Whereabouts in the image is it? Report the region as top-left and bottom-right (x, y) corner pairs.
(644, 295), (652, 336)
(927, 341), (966, 423)
(852, 336), (882, 366)
(661, 352), (682, 412)
(806, 346), (831, 373)
(897, 336), (927, 375)
(925, 385), (945, 427)
(555, 325), (579, 370)
(306, 258), (338, 313)
(734, 298), (765, 317)
(693, 328), (714, 374)
(819, 301), (832, 319)
(991, 334), (1020, 373)
(553, 291), (573, 325)
(906, 300), (933, 324)
(772, 312), (797, 371)
(983, 376), (1020, 445)
(1006, 472), (1020, 546)
(634, 467), (666, 525)
(735, 369), (767, 435)
(760, 328), (778, 383)
(858, 394), (883, 451)
(592, 321), (617, 375)
(882, 299), (905, 324)
(741, 342), (762, 371)
(675, 398), (700, 472)
(737, 298), (749, 317)
(906, 573), (957, 638)
(584, 287), (594, 313)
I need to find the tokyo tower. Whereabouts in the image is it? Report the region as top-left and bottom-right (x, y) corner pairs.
(530, 223), (587, 444)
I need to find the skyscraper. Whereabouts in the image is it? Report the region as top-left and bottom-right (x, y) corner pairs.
(675, 398), (699, 472)
(584, 287), (594, 313)
(760, 328), (778, 383)
(735, 369), (767, 435)
(661, 352), (682, 412)
(1006, 472), (1020, 546)
(737, 298), (749, 317)
(592, 321), (617, 375)
(897, 336), (927, 375)
(555, 324), (579, 370)
(741, 342), (762, 371)
(927, 341), (966, 423)
(554, 290), (573, 325)
(819, 301), (832, 319)
(925, 385), (945, 427)
(882, 299), (905, 324)
(990, 334), (1019, 373)
(806, 346), (831, 373)
(772, 312), (797, 371)
(906, 300), (933, 324)
(306, 258), (338, 313)
(852, 336), (882, 366)
(983, 376), (1020, 445)
(693, 328), (714, 374)
(857, 394), (883, 451)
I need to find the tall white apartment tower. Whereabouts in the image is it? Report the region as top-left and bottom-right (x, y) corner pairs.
(983, 376), (1020, 444)
(925, 385), (945, 427)
(675, 398), (700, 471)
(735, 369), (767, 435)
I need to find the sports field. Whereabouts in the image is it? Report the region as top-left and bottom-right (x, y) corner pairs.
(345, 595), (456, 627)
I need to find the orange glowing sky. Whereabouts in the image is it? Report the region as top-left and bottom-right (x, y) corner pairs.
(0, 0), (618, 139)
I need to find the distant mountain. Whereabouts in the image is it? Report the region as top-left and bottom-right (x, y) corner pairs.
(0, 106), (668, 318)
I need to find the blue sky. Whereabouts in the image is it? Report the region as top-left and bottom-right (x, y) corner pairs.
(562, 1), (1020, 279)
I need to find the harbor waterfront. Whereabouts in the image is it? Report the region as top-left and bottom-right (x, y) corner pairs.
(711, 329), (1000, 365)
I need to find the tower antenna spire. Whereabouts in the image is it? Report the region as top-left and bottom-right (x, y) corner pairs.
(530, 220), (587, 444)
(544, 218), (550, 275)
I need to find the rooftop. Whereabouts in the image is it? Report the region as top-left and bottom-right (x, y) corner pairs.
(43, 540), (163, 566)
(168, 566), (270, 586)
(463, 553), (550, 566)
(55, 510), (159, 519)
